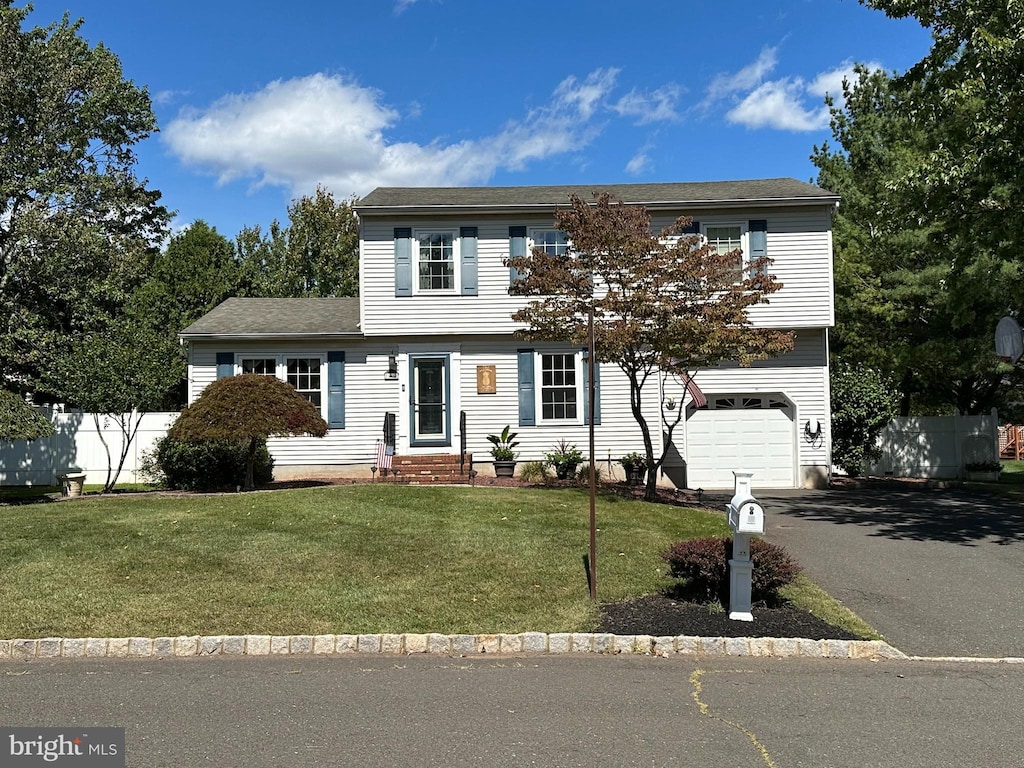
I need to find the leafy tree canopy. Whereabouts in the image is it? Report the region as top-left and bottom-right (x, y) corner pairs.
(0, 2), (169, 393)
(169, 375), (328, 490)
(237, 187), (358, 298)
(509, 193), (793, 500)
(830, 360), (900, 477)
(0, 389), (54, 442)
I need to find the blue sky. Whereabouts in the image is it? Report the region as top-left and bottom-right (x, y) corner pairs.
(25, 0), (933, 239)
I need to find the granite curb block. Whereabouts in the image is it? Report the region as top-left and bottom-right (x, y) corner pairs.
(0, 634), (909, 661)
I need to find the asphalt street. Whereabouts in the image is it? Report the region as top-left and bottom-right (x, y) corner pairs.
(1, 655), (1021, 767)
(759, 486), (1024, 658)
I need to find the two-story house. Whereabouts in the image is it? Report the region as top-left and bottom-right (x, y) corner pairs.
(180, 178), (839, 489)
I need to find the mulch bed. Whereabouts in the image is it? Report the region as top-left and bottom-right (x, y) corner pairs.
(597, 594), (861, 640)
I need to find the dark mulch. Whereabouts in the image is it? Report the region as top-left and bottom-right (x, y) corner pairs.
(597, 594), (862, 640)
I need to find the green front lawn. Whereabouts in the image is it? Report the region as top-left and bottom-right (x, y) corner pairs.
(0, 485), (731, 638)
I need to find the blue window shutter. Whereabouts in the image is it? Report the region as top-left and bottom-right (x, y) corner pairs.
(509, 226), (527, 285)
(748, 220), (767, 276)
(327, 351), (345, 429)
(394, 227), (412, 297)
(460, 226), (478, 296)
(583, 357), (601, 425)
(216, 352), (233, 379)
(517, 349), (535, 426)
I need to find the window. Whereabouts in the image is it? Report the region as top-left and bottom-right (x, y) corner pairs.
(704, 224), (744, 275)
(241, 358), (276, 376)
(541, 353), (578, 421)
(417, 231), (455, 291)
(530, 229), (570, 257)
(287, 357), (322, 407)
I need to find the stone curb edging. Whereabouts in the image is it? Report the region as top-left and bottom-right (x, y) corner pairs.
(0, 634), (906, 661)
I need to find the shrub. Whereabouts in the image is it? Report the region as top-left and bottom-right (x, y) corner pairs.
(545, 439), (583, 479)
(518, 461), (553, 483)
(142, 436), (274, 491)
(831, 361), (900, 476)
(661, 536), (802, 604)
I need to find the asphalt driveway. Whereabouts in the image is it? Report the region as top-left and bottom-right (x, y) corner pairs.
(757, 484), (1024, 658)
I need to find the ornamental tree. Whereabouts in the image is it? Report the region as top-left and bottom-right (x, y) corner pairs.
(509, 193), (793, 501)
(830, 360), (900, 476)
(168, 375), (328, 490)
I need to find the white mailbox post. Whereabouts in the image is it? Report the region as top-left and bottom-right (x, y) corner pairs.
(726, 471), (765, 621)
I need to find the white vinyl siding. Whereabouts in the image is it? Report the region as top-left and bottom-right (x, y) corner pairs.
(360, 206), (834, 336)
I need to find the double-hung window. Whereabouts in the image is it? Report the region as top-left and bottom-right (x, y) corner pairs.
(704, 223), (745, 277)
(540, 353), (578, 421)
(416, 231), (456, 292)
(530, 229), (570, 257)
(286, 357), (322, 407)
(237, 355), (326, 411)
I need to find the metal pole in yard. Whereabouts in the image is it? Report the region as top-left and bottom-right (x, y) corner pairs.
(588, 307), (597, 600)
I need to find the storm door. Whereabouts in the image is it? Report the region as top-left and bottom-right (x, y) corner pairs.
(410, 356), (450, 445)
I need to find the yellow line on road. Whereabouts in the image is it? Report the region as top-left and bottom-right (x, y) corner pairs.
(690, 668), (780, 768)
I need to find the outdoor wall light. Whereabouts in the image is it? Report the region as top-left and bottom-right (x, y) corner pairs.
(385, 354), (398, 380)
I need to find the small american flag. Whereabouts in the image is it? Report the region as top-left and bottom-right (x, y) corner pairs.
(376, 441), (392, 471)
(685, 375), (708, 409)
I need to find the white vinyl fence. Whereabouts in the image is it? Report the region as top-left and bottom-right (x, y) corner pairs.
(865, 409), (1000, 479)
(0, 408), (178, 487)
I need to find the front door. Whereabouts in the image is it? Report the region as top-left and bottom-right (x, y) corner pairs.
(411, 356), (449, 445)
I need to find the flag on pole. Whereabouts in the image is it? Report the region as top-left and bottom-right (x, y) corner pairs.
(684, 375), (708, 409)
(376, 440), (392, 471)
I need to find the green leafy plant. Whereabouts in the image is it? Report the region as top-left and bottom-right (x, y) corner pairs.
(518, 461), (553, 483)
(618, 451), (649, 485)
(830, 361), (900, 477)
(486, 425), (519, 461)
(545, 439), (583, 479)
(141, 436), (274, 491)
(662, 536), (802, 604)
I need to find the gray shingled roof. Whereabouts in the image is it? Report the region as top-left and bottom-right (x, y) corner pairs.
(180, 298), (361, 339)
(356, 178), (838, 212)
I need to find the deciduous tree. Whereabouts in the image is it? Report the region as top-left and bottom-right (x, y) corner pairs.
(0, 389), (54, 442)
(0, 2), (169, 393)
(168, 375), (328, 490)
(509, 193), (793, 501)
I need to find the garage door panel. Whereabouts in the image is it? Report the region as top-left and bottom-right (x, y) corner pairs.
(685, 403), (795, 489)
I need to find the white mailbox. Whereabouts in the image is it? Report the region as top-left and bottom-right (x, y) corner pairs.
(728, 499), (765, 535)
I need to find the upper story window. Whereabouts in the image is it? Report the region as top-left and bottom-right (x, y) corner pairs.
(416, 231), (455, 291)
(540, 352), (578, 421)
(704, 224), (745, 275)
(530, 229), (570, 257)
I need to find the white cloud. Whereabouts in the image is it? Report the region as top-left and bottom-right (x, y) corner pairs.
(393, 0), (417, 14)
(726, 80), (829, 131)
(625, 145), (653, 176)
(706, 46), (779, 99)
(613, 85), (681, 124)
(163, 69), (625, 197)
(704, 48), (881, 133)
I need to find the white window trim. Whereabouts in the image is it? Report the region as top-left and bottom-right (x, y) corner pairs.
(235, 352), (328, 419)
(536, 350), (584, 425)
(701, 221), (749, 275)
(528, 227), (571, 257)
(413, 229), (459, 295)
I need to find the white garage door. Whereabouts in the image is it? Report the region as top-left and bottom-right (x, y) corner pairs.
(685, 395), (796, 489)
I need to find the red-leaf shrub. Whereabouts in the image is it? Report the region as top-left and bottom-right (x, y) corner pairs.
(661, 536), (802, 604)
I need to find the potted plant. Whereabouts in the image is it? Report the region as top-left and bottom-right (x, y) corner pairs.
(619, 451), (648, 486)
(487, 425), (519, 477)
(545, 439), (584, 480)
(965, 460), (1003, 482)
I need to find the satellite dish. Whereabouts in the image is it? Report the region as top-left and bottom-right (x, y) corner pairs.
(995, 316), (1023, 364)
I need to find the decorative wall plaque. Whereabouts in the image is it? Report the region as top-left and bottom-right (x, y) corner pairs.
(477, 365), (496, 394)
